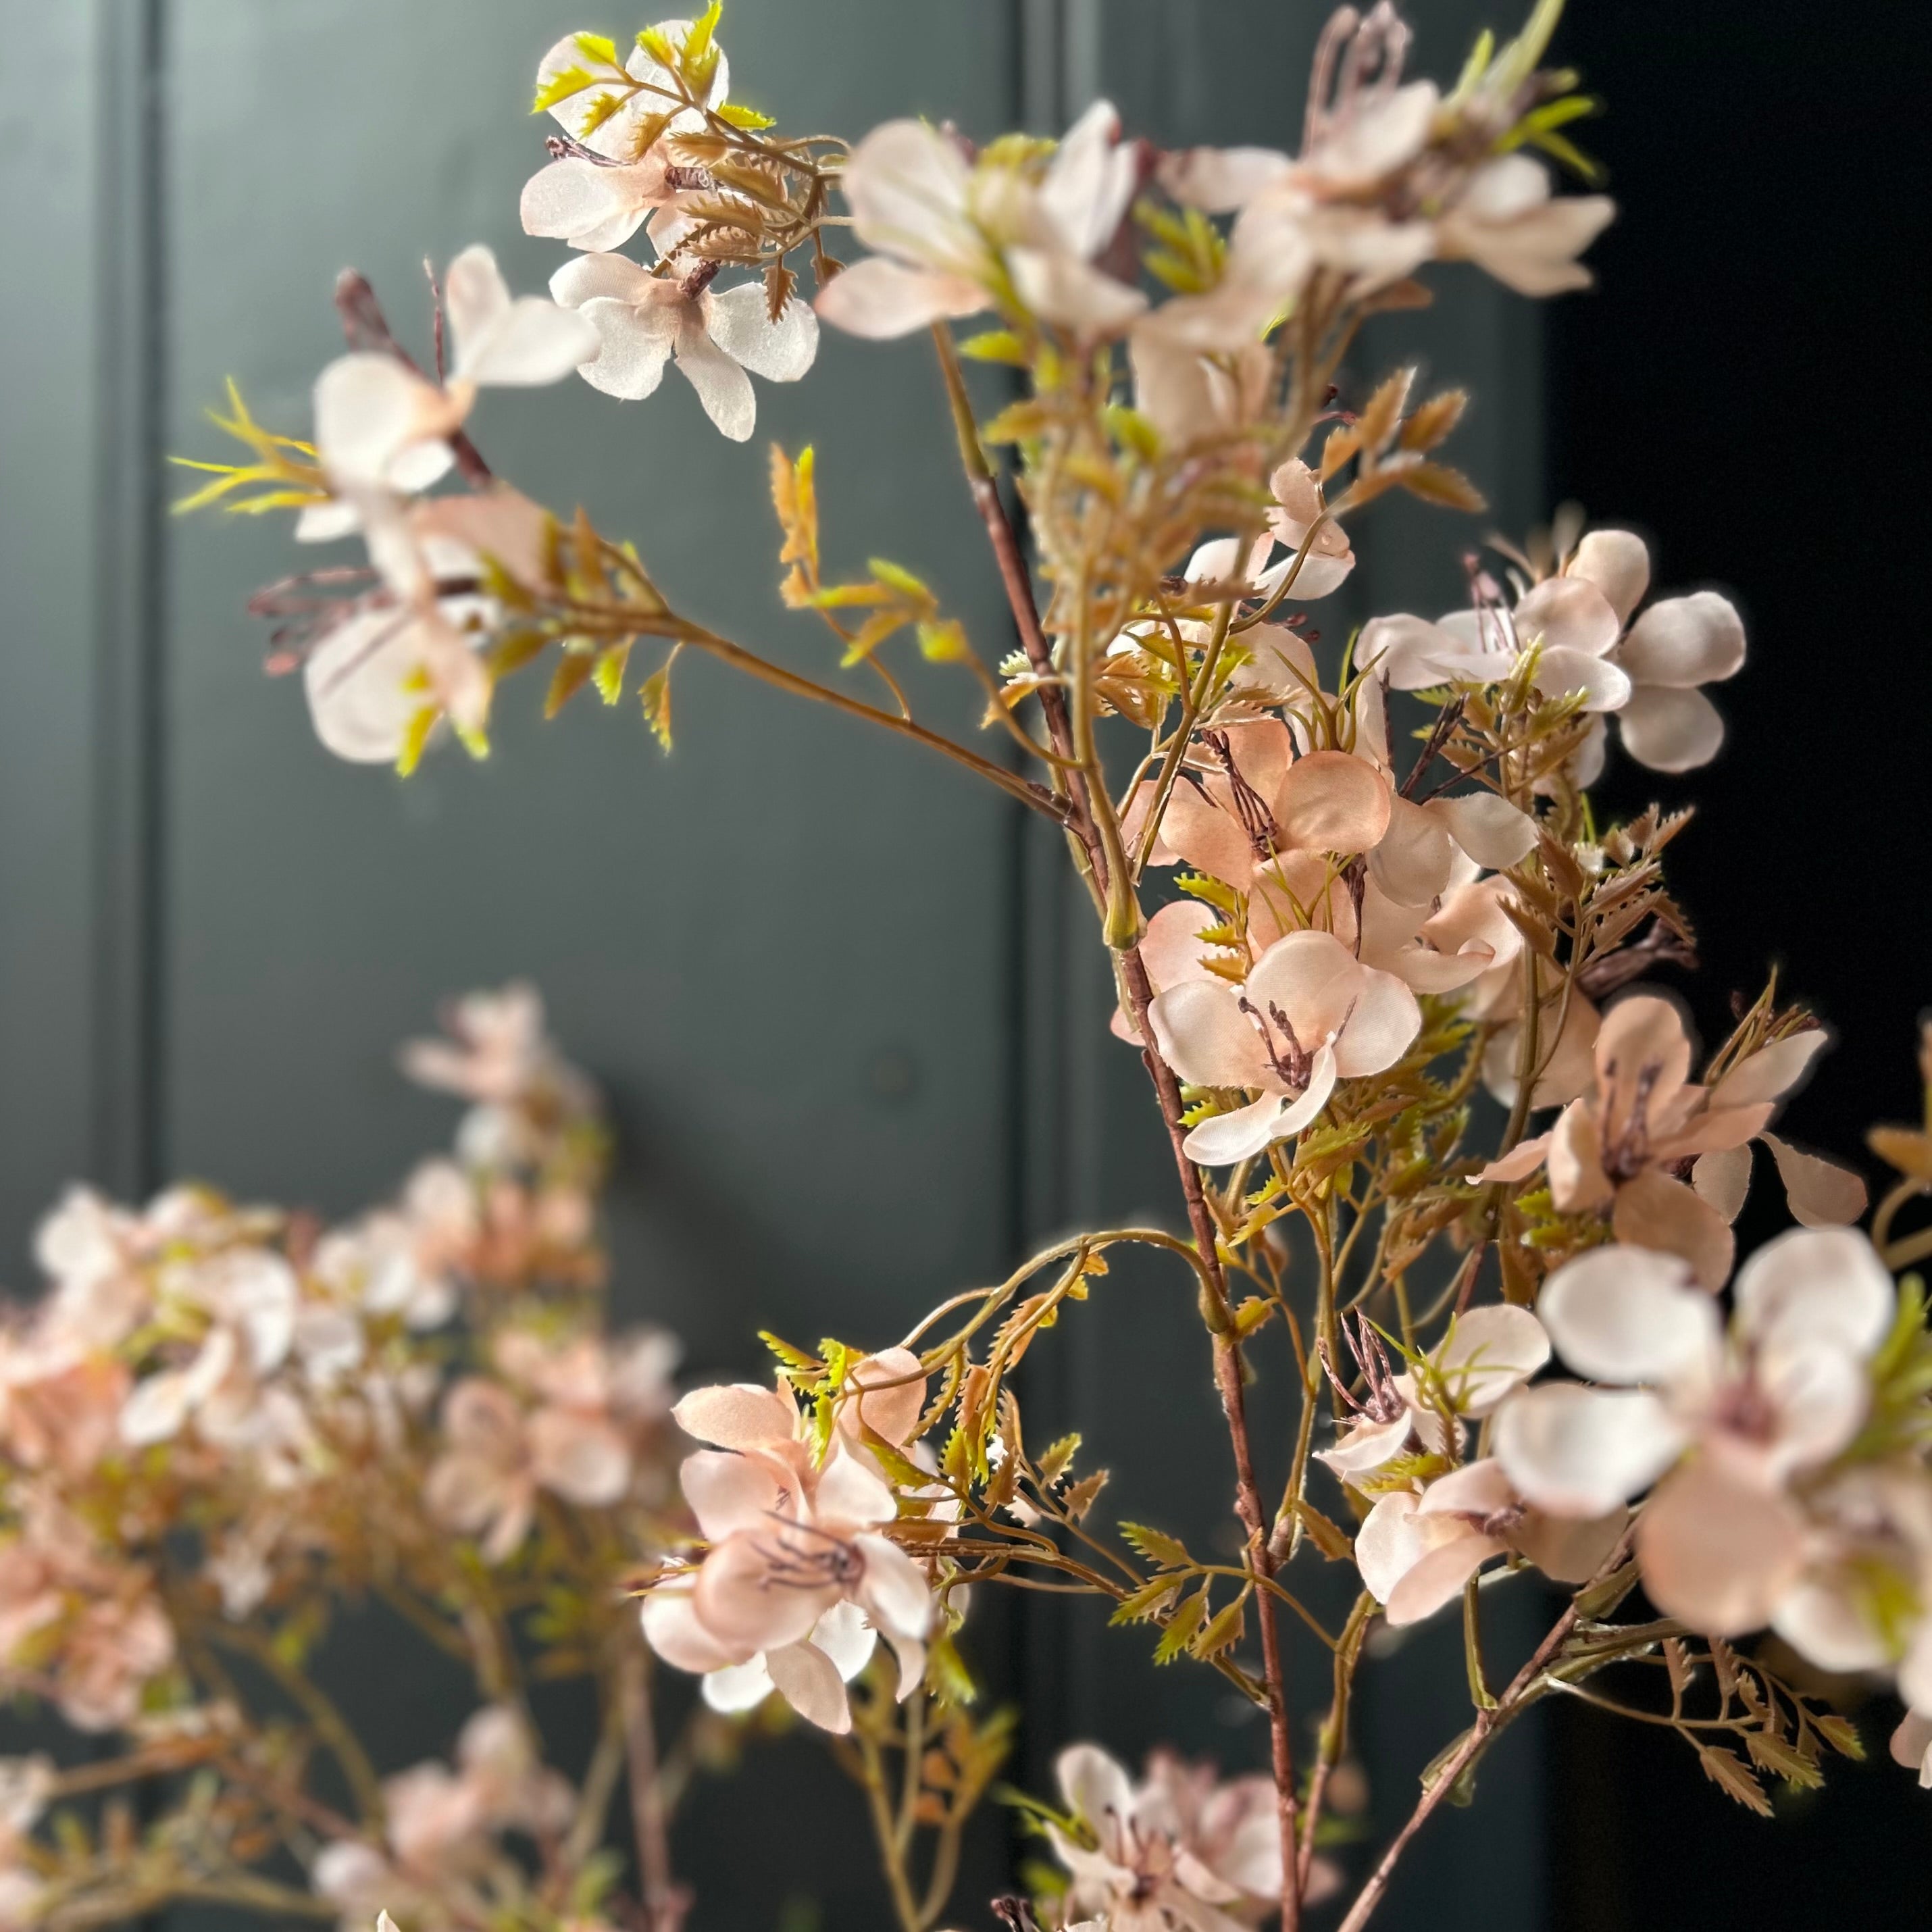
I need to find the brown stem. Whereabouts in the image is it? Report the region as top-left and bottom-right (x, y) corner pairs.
(332, 269), (492, 484)
(1334, 1537), (1634, 1932)
(1115, 948), (1300, 1932)
(673, 620), (1071, 827)
(617, 1636), (687, 1932)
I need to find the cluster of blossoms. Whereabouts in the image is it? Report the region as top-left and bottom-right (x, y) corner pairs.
(0, 990), (703, 1932)
(168, 5), (1932, 1932)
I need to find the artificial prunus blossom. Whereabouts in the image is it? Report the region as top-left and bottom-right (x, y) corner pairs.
(151, 3), (1932, 1928)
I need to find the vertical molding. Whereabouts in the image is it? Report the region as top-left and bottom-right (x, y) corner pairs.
(93, 0), (167, 1200)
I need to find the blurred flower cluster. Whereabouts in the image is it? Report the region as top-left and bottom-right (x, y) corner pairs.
(0, 988), (703, 1932)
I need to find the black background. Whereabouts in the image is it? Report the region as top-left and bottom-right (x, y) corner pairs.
(1546, 4), (1932, 1922)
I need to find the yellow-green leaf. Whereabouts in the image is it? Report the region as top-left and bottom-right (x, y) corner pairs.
(718, 101), (775, 130)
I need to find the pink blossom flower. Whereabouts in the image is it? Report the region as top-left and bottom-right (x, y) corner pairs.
(548, 251), (818, 440)
(1318, 1304), (1549, 1479)
(1562, 528), (1747, 775)
(1479, 998), (1861, 1288)
(1149, 927), (1421, 1165)
(817, 103), (1143, 340)
(640, 1365), (936, 1733)
(1355, 1458), (1626, 1625)
(1495, 1231), (1896, 1634)
(521, 23), (728, 253)
(1048, 1742), (1336, 1931)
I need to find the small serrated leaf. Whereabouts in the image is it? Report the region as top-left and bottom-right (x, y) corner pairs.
(1403, 463), (1488, 513)
(593, 642), (631, 705)
(546, 651), (596, 717)
(1152, 1590), (1209, 1664)
(718, 101), (776, 130)
(1190, 1594), (1247, 1662)
(1061, 1469), (1108, 1521)
(1697, 1746), (1773, 1817)
(1109, 1576), (1180, 1626)
(1120, 1522), (1192, 1570)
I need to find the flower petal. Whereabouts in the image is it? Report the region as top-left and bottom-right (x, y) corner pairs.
(1733, 1225), (1893, 1358)
(1514, 576), (1621, 658)
(1567, 529), (1650, 625)
(1612, 1171), (1735, 1291)
(815, 257), (985, 338)
(679, 1448), (781, 1541)
(1386, 1531), (1502, 1627)
(1245, 929), (1364, 1044)
(673, 328), (758, 440)
(302, 606), (424, 765)
(1329, 967), (1421, 1078)
(672, 1383), (797, 1450)
(815, 1446), (897, 1527)
(763, 1637), (853, 1733)
(1617, 686), (1726, 772)
(1369, 794), (1458, 907)
(1353, 1490), (1424, 1603)
(844, 1348), (927, 1446)
(1275, 751), (1392, 855)
(706, 282), (821, 382)
(1435, 1304), (1550, 1415)
(447, 245), (599, 386)
(1008, 246), (1148, 333)
(694, 1534), (836, 1652)
(519, 158), (647, 250)
(549, 251), (659, 307)
(1710, 1030), (1827, 1109)
(1618, 591), (1746, 688)
(1431, 790), (1537, 869)
(1637, 1460), (1806, 1637)
(574, 297), (677, 401)
(855, 1532), (934, 1638)
(1057, 1742), (1133, 1831)
(1537, 1244), (1717, 1383)
(1495, 1385), (1686, 1517)
(1691, 1143), (1752, 1224)
(1181, 1094), (1291, 1166)
(809, 1600), (878, 1681)
(701, 1655), (777, 1712)
(1762, 1134), (1869, 1230)
(1149, 980), (1273, 1090)
(642, 1588), (742, 1673)
(1533, 645), (1633, 712)
(1512, 1506), (1628, 1584)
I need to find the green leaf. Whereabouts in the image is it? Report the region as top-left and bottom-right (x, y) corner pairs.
(1744, 1731), (1823, 1790)
(533, 66), (598, 114)
(486, 630), (547, 680)
(1814, 1714), (1865, 1761)
(1152, 1590), (1209, 1664)
(593, 642), (630, 705)
(1036, 1433), (1080, 1484)
(1108, 1575), (1180, 1626)
(1698, 1746), (1773, 1817)
(1191, 1594), (1246, 1661)
(395, 706), (439, 778)
(1120, 1521), (1192, 1570)
(867, 557), (933, 603)
(917, 619), (970, 663)
(717, 101), (775, 130)
(958, 328), (1027, 365)
(574, 31), (619, 64)
(638, 665), (673, 751)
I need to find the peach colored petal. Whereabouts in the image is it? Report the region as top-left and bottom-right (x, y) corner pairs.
(1369, 795), (1457, 907)
(693, 1535), (836, 1652)
(1514, 575), (1621, 658)
(1733, 1227), (1893, 1358)
(1432, 790), (1537, 869)
(1637, 1460), (1806, 1637)
(641, 1589), (742, 1673)
(1274, 751), (1392, 855)
(1149, 981), (1275, 1091)
(680, 1449), (784, 1541)
(1710, 1029), (1827, 1107)
(1512, 1506), (1627, 1583)
(1547, 1102), (1614, 1212)
(1762, 1134), (1869, 1229)
(1477, 1133), (1551, 1184)
(1691, 1144), (1752, 1224)
(763, 1638), (853, 1732)
(1353, 1491), (1424, 1603)
(844, 1348), (928, 1446)
(1329, 966), (1421, 1077)
(1612, 1171), (1734, 1290)
(672, 1383), (798, 1450)
(1386, 1529), (1503, 1626)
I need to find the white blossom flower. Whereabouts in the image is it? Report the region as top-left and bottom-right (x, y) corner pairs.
(1496, 1231), (1896, 1633)
(549, 253), (817, 440)
(1149, 928), (1421, 1165)
(817, 103), (1143, 340)
(1355, 1458), (1626, 1625)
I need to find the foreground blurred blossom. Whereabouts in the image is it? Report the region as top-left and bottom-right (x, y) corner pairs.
(1049, 1742), (1338, 1929)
